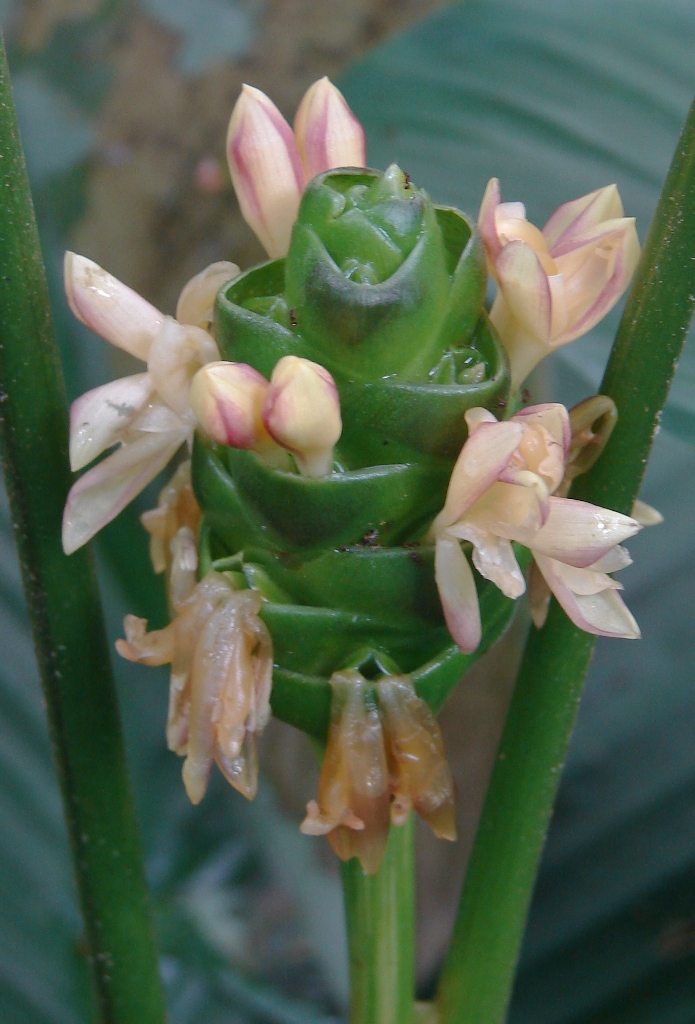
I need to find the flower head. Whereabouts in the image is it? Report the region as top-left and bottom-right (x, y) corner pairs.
(227, 78), (366, 258)
(431, 405), (644, 652)
(478, 180), (640, 387)
(116, 571), (273, 804)
(62, 254), (239, 554)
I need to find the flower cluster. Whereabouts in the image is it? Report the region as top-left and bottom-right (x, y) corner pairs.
(430, 403), (643, 653)
(301, 671), (455, 874)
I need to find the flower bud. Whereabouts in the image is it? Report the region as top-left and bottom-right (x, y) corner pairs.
(176, 261), (240, 330)
(294, 77), (366, 181)
(64, 251), (163, 360)
(262, 356), (341, 477)
(226, 84), (306, 258)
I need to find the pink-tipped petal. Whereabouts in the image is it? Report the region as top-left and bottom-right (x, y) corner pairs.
(432, 420), (523, 533)
(435, 536), (482, 654)
(534, 553), (640, 638)
(477, 177), (503, 264)
(226, 85), (306, 258)
(69, 373), (154, 471)
(62, 412), (188, 555)
(531, 497), (641, 567)
(262, 356), (341, 477)
(495, 240), (552, 344)
(543, 184), (624, 251)
(64, 252), (163, 360)
(559, 220), (640, 343)
(294, 77), (366, 180)
(190, 361), (269, 449)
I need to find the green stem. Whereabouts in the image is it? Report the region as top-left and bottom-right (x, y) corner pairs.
(342, 815), (415, 1024)
(0, 35), (166, 1023)
(437, 92), (695, 1024)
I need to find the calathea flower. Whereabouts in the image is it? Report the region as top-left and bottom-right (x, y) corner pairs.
(227, 77), (366, 258)
(430, 404), (643, 652)
(61, 254), (238, 554)
(301, 672), (455, 875)
(478, 180), (640, 387)
(117, 571), (273, 804)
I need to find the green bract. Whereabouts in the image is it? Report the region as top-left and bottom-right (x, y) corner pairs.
(194, 166), (515, 738)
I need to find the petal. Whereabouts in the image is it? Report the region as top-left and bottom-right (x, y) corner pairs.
(477, 177), (503, 264)
(176, 261), (240, 329)
(431, 420), (523, 531)
(64, 252), (163, 360)
(631, 499), (663, 526)
(495, 239), (552, 343)
(543, 558), (623, 596)
(449, 523), (526, 599)
(69, 373), (154, 471)
(262, 356), (341, 477)
(294, 77), (366, 181)
(513, 403), (571, 454)
(530, 497), (641, 567)
(435, 536), (482, 654)
(589, 545), (632, 573)
(528, 560), (552, 628)
(62, 418), (188, 554)
(226, 84), (306, 258)
(543, 184), (624, 251)
(147, 317), (219, 418)
(534, 553), (640, 639)
(557, 220), (640, 343)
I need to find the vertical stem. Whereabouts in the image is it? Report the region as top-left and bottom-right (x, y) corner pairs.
(437, 91), (695, 1024)
(0, 34), (167, 1023)
(342, 815), (415, 1024)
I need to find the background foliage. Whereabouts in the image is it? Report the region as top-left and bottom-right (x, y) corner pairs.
(1, 1), (694, 1021)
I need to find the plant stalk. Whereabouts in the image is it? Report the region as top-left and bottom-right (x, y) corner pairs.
(0, 34), (166, 1023)
(342, 814), (415, 1024)
(437, 90), (695, 1024)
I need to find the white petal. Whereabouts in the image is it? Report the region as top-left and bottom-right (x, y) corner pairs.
(64, 252), (163, 360)
(534, 553), (640, 639)
(69, 373), (154, 471)
(435, 536), (481, 654)
(543, 185), (624, 251)
(588, 545), (632, 573)
(513, 403), (571, 454)
(631, 499), (664, 526)
(176, 261), (240, 329)
(62, 420), (188, 554)
(530, 497), (641, 567)
(545, 558), (623, 596)
(431, 420), (523, 533)
(448, 523), (525, 599)
(495, 239), (552, 344)
(147, 317), (220, 418)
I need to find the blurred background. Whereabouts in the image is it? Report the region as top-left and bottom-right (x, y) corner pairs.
(1, 0), (695, 1021)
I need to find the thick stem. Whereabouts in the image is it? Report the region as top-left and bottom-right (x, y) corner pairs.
(342, 815), (415, 1024)
(437, 91), (695, 1024)
(0, 35), (166, 1023)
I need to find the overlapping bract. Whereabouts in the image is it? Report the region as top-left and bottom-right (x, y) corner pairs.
(479, 179), (640, 387)
(430, 404), (643, 653)
(300, 671), (455, 874)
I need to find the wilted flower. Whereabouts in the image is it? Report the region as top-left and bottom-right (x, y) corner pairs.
(478, 180), (640, 387)
(62, 254), (239, 554)
(116, 572), (273, 804)
(262, 356), (342, 477)
(227, 77), (366, 258)
(140, 461), (201, 611)
(301, 671), (455, 874)
(301, 671), (390, 875)
(377, 676), (456, 841)
(430, 405), (643, 652)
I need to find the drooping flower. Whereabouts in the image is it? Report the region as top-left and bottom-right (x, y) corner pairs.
(116, 571), (273, 804)
(300, 671), (455, 874)
(377, 676), (456, 841)
(300, 670), (391, 875)
(226, 77), (366, 258)
(430, 405), (643, 653)
(478, 180), (640, 387)
(140, 460), (201, 611)
(62, 254), (239, 554)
